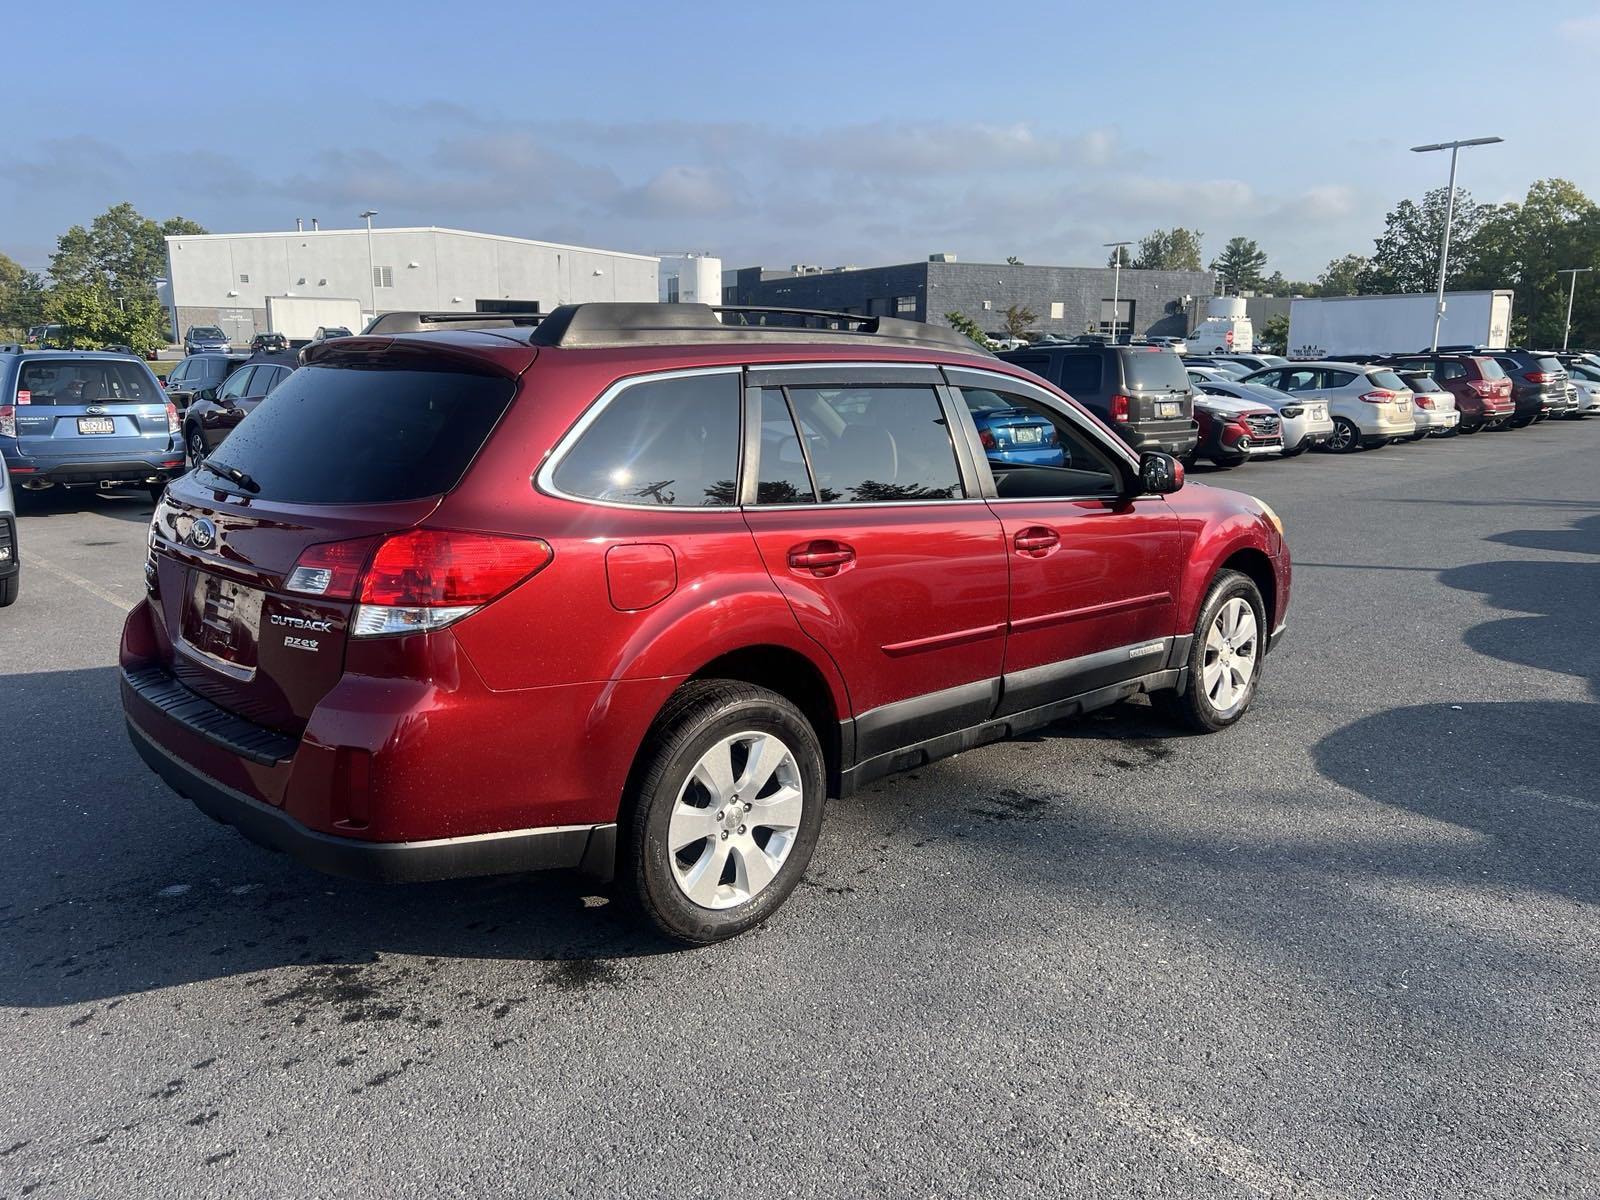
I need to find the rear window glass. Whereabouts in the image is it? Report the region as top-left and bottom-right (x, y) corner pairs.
(202, 363), (516, 504)
(1367, 369), (1407, 391)
(1475, 358), (1507, 380)
(1536, 356), (1563, 374)
(1403, 374), (1444, 392)
(1120, 349), (1189, 391)
(16, 360), (157, 404)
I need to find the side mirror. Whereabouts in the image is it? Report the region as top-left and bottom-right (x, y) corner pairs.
(198, 387), (217, 403)
(1139, 451), (1184, 494)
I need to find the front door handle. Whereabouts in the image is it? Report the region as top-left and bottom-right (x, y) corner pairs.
(1013, 526), (1059, 557)
(787, 540), (856, 577)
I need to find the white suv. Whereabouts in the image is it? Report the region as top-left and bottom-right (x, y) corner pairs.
(1240, 362), (1416, 453)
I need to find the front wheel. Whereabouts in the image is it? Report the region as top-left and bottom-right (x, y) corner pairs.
(1327, 417), (1361, 453)
(187, 428), (206, 466)
(1157, 570), (1266, 733)
(624, 680), (825, 944)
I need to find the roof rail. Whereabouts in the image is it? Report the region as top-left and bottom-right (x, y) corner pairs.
(361, 310), (549, 336)
(526, 303), (991, 355)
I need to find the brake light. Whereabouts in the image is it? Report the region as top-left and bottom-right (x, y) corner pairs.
(0, 405), (13, 438)
(1413, 395), (1435, 409)
(1524, 371), (1553, 383)
(354, 530), (553, 637)
(286, 537), (380, 599)
(979, 428), (997, 450)
(165, 401), (179, 434)
(1110, 393), (1131, 422)
(1359, 390), (1396, 404)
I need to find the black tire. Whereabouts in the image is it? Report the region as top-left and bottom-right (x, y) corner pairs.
(186, 427), (206, 466)
(0, 571), (18, 608)
(1407, 429), (1428, 441)
(1208, 453), (1244, 470)
(624, 680), (825, 945)
(1156, 569), (1267, 734)
(1459, 421), (1481, 435)
(1328, 416), (1361, 453)
(1279, 441), (1307, 457)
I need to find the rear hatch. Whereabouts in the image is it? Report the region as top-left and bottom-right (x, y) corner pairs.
(1117, 346), (1193, 429)
(11, 358), (171, 462)
(147, 342), (524, 734)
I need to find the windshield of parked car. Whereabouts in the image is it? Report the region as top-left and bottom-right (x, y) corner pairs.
(1238, 382), (1291, 404)
(191, 327), (224, 338)
(1121, 349), (1189, 391)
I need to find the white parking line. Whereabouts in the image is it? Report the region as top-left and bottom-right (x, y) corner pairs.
(22, 549), (135, 611)
(1099, 1091), (1346, 1199)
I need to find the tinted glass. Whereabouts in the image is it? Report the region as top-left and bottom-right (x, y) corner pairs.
(1403, 373), (1444, 392)
(1367, 369), (1407, 391)
(1121, 349), (1189, 390)
(219, 367), (254, 401)
(1322, 370), (1357, 388)
(1536, 356), (1564, 374)
(959, 386), (1118, 498)
(17, 359), (158, 404)
(1435, 361), (1466, 381)
(190, 327), (224, 339)
(1476, 358), (1507, 380)
(754, 389), (816, 504)
(1056, 354), (1102, 395)
(1281, 370), (1322, 392)
(244, 366), (281, 398)
(785, 385), (963, 503)
(204, 364), (516, 504)
(553, 372), (739, 507)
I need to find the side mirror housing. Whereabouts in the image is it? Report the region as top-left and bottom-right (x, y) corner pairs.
(1139, 451), (1184, 494)
(198, 386), (218, 403)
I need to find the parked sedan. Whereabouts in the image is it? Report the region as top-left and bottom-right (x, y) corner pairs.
(183, 325), (230, 355)
(1195, 379), (1333, 455)
(1396, 371), (1460, 438)
(1189, 393), (1283, 468)
(1566, 361), (1600, 416)
(1210, 353), (1288, 373)
(181, 354), (295, 463)
(964, 391), (1065, 466)
(1240, 362), (1415, 452)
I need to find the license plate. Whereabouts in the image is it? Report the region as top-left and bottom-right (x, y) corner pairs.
(1011, 427), (1042, 444)
(77, 417), (115, 434)
(1157, 401), (1181, 418)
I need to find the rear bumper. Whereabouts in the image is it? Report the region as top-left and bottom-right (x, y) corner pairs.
(1413, 409), (1459, 431)
(5, 455), (186, 486)
(1120, 421), (1199, 457)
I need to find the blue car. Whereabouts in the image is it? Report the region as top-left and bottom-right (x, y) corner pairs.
(966, 393), (1065, 466)
(1, 349), (184, 502)
(183, 325), (231, 355)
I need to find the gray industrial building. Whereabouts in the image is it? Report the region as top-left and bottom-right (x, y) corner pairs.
(723, 257), (1215, 341)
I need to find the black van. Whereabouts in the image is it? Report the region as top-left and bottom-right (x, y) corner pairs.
(998, 344), (1198, 457)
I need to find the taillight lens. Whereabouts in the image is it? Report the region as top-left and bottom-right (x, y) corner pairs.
(0, 405), (14, 438)
(286, 537), (380, 599)
(1110, 393), (1131, 422)
(1414, 395), (1435, 409)
(1525, 371), (1553, 383)
(165, 401), (180, 434)
(979, 428), (997, 450)
(1359, 390), (1396, 404)
(355, 530), (553, 637)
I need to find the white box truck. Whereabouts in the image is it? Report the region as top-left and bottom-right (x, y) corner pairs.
(1287, 290), (1513, 359)
(265, 296), (365, 348)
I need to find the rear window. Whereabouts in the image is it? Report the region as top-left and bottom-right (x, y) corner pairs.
(1475, 358), (1507, 380)
(201, 363), (516, 504)
(16, 360), (158, 404)
(1536, 356), (1564, 374)
(1403, 374), (1444, 392)
(1367, 369), (1408, 391)
(1120, 349), (1189, 391)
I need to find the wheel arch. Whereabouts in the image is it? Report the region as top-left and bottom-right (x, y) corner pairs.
(1219, 546), (1275, 632)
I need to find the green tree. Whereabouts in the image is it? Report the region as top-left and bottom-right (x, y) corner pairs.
(1, 269), (48, 338)
(49, 203), (206, 295)
(1314, 253), (1370, 296)
(1002, 303), (1037, 338)
(944, 310), (993, 349)
(1211, 237), (1268, 294)
(1462, 179), (1600, 347)
(1259, 313), (1289, 352)
(1126, 228), (1204, 272)
(1364, 186), (1490, 294)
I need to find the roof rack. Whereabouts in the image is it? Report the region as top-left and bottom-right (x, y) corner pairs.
(362, 310), (549, 336)
(525, 303), (991, 355)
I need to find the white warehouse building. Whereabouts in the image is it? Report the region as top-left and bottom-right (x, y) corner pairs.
(164, 226), (671, 345)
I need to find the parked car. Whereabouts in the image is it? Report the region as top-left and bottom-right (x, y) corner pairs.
(0, 454), (17, 606)
(1186, 366), (1244, 386)
(999, 343), (1199, 458)
(1189, 393), (1283, 468)
(181, 353), (297, 462)
(1564, 360), (1600, 416)
(250, 332), (289, 353)
(309, 326), (353, 346)
(1395, 371), (1460, 438)
(1488, 349), (1571, 425)
(1380, 353), (1514, 434)
(123, 301), (1290, 943)
(183, 326), (231, 356)
(161, 352), (250, 415)
(27, 323), (68, 347)
(1194, 379), (1333, 456)
(1210, 354), (1288, 373)
(1137, 336), (1189, 353)
(963, 390), (1065, 466)
(1, 349), (183, 501)
(1239, 361), (1415, 452)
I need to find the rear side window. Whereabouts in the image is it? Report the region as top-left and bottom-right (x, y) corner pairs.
(783, 385), (964, 503)
(205, 363), (516, 504)
(1322, 370), (1358, 388)
(1056, 354), (1102, 396)
(552, 372), (740, 508)
(16, 360), (157, 404)
(1120, 349), (1189, 391)
(1434, 361), (1466, 381)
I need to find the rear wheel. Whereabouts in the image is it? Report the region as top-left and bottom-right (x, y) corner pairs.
(0, 572), (18, 608)
(1157, 570), (1266, 733)
(624, 680), (825, 944)
(1459, 421), (1481, 435)
(1327, 417), (1361, 453)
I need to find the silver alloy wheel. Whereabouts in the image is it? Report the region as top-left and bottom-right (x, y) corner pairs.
(668, 731), (805, 910)
(1328, 419), (1353, 451)
(1202, 597), (1258, 716)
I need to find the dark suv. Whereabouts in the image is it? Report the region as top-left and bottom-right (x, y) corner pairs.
(997, 343), (1198, 457)
(162, 352), (250, 415)
(1487, 349), (1571, 425)
(1381, 353), (1515, 433)
(121, 303), (1289, 943)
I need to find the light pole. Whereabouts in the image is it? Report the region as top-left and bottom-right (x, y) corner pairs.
(1103, 240), (1132, 342)
(1557, 267), (1592, 351)
(1410, 137), (1502, 352)
(359, 209), (379, 318)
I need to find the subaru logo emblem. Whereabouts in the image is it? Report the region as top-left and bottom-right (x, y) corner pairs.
(188, 517), (217, 551)
(86, 404), (106, 415)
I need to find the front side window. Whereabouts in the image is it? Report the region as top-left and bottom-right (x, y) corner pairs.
(959, 386), (1121, 499)
(552, 372), (740, 507)
(218, 367), (254, 402)
(781, 385), (963, 503)
(1280, 369), (1321, 392)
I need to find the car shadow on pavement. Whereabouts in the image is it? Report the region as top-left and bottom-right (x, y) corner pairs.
(0, 667), (680, 1011)
(14, 489), (158, 523)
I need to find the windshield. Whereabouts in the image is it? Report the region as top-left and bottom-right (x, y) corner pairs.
(190, 327), (224, 339)
(197, 363), (516, 504)
(1121, 349), (1189, 391)
(1238, 382), (1290, 403)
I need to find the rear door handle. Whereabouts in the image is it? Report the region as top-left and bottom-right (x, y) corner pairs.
(1013, 526), (1059, 557)
(787, 540), (856, 577)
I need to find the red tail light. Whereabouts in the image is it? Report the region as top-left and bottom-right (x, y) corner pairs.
(1110, 393), (1131, 422)
(287, 537), (380, 599)
(360, 530), (552, 607)
(164, 401), (180, 434)
(1524, 371), (1553, 383)
(1359, 390), (1396, 404)
(1413, 395), (1435, 410)
(979, 429), (998, 450)
(0, 405), (14, 438)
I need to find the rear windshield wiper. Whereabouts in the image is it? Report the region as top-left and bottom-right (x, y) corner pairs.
(195, 458), (261, 494)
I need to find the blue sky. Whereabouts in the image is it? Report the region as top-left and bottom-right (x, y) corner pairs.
(8, 0), (1599, 279)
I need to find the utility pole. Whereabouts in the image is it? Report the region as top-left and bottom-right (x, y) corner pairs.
(1410, 137), (1502, 352)
(1103, 240), (1133, 342)
(360, 210), (379, 318)
(1557, 267), (1592, 351)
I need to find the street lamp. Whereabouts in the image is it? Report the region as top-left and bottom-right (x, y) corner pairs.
(1557, 267), (1593, 351)
(1410, 137), (1503, 352)
(1103, 240), (1133, 342)
(359, 210), (379, 317)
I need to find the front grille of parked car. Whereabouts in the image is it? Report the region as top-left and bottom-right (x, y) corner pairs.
(1245, 414), (1281, 438)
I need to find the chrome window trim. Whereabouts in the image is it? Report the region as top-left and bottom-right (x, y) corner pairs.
(534, 365), (746, 513)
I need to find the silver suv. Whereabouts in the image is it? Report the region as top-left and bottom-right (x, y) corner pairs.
(1240, 362), (1416, 453)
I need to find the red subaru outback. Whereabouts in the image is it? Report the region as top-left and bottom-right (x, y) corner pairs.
(121, 304), (1291, 943)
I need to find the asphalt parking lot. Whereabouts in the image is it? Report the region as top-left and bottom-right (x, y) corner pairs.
(3, 424), (1597, 1199)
